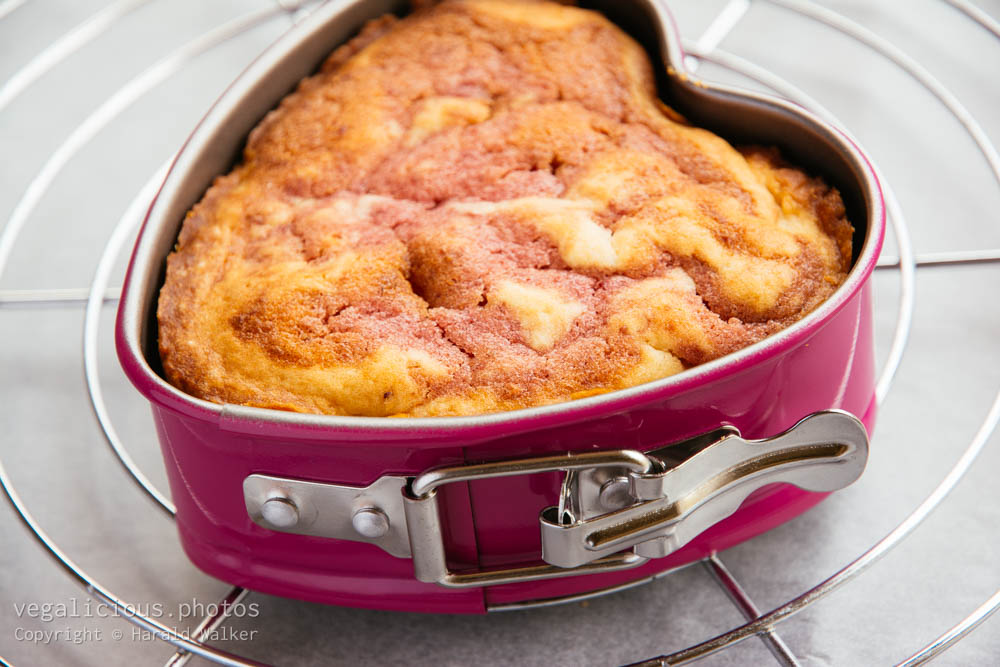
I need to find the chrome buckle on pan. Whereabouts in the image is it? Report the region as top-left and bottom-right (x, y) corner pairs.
(402, 449), (655, 588)
(243, 410), (868, 588)
(538, 410), (869, 569)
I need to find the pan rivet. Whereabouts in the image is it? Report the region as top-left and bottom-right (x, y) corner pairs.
(352, 507), (390, 539)
(261, 496), (299, 529)
(599, 477), (633, 510)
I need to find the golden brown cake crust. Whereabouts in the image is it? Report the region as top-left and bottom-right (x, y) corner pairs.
(157, 0), (853, 417)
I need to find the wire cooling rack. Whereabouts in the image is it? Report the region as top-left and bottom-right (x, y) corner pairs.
(1, 0), (998, 664)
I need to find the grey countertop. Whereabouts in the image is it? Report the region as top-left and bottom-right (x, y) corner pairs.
(1, 0), (999, 665)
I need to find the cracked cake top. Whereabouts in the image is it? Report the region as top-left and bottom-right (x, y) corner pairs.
(157, 0), (853, 417)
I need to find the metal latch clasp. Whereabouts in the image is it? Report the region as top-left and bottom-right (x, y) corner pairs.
(402, 450), (656, 588)
(538, 410), (869, 569)
(243, 410), (868, 588)
(402, 410), (867, 587)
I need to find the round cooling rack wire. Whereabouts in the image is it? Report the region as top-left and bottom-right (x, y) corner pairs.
(0, 0), (998, 665)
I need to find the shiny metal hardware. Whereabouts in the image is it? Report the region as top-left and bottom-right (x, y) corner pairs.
(402, 410), (867, 587)
(243, 473), (411, 558)
(403, 450), (655, 588)
(243, 410), (868, 588)
(539, 411), (869, 569)
(598, 476), (633, 511)
(259, 496), (299, 529)
(352, 507), (390, 539)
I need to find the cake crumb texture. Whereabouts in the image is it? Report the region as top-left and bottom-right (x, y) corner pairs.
(158, 0), (853, 417)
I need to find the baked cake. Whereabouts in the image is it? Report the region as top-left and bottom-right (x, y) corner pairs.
(157, 0), (853, 417)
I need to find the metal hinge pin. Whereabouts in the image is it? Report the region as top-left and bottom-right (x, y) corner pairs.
(598, 476), (634, 511)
